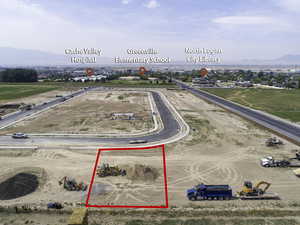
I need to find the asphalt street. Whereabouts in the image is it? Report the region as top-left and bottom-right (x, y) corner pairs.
(175, 80), (300, 145)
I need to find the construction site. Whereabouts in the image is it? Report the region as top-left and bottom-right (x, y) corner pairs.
(1, 87), (300, 225)
(0, 90), (154, 135)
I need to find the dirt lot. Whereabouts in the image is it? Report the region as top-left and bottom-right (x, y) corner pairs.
(0, 147), (165, 207)
(0, 91), (153, 135)
(162, 89), (300, 206)
(1, 89), (300, 224)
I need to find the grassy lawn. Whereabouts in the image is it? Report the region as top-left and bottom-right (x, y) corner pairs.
(201, 88), (300, 122)
(0, 84), (58, 101)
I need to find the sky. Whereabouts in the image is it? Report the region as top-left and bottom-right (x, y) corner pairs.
(0, 0), (300, 62)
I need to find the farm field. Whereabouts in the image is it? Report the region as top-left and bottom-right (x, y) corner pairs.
(0, 84), (58, 102)
(201, 88), (300, 122)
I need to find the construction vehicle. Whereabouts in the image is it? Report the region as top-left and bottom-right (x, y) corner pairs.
(293, 168), (300, 177)
(260, 156), (290, 167)
(187, 184), (233, 201)
(58, 177), (87, 191)
(237, 181), (279, 199)
(265, 137), (283, 147)
(47, 202), (63, 209)
(96, 163), (126, 177)
(261, 154), (300, 168)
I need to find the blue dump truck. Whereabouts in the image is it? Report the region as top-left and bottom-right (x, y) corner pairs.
(187, 184), (233, 200)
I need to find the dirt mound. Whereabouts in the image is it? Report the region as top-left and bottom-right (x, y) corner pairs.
(0, 167), (46, 200)
(125, 164), (159, 182)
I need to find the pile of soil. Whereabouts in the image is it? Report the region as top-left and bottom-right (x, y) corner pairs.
(0, 173), (39, 200)
(125, 164), (159, 182)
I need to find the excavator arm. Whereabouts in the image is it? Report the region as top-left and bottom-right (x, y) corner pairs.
(58, 176), (66, 185)
(255, 181), (271, 194)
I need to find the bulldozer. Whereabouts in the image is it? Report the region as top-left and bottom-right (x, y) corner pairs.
(237, 181), (279, 200)
(58, 176), (88, 191)
(96, 163), (126, 177)
(265, 137), (283, 147)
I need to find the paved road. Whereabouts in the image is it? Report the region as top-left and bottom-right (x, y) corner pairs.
(0, 87), (93, 129)
(175, 80), (300, 145)
(0, 90), (181, 145)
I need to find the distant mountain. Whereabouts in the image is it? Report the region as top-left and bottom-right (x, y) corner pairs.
(241, 54), (300, 65)
(0, 47), (112, 66)
(1, 47), (299, 66)
(275, 54), (300, 64)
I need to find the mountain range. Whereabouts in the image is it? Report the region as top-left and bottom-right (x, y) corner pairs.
(0, 47), (299, 66)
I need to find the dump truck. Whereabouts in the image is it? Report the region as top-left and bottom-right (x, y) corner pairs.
(265, 137), (283, 147)
(187, 184), (233, 201)
(96, 163), (126, 177)
(187, 181), (279, 201)
(58, 176), (88, 191)
(237, 181), (279, 200)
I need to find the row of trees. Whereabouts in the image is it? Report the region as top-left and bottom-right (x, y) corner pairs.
(172, 69), (300, 88)
(0, 69), (38, 82)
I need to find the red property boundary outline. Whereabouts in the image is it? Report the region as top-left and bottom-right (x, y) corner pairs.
(85, 144), (169, 208)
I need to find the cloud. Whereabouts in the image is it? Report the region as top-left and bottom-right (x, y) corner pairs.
(212, 16), (274, 25)
(121, 0), (131, 5)
(144, 0), (159, 9)
(276, 0), (300, 13)
(0, 0), (126, 55)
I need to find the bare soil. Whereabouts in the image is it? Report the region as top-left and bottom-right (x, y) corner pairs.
(0, 91), (153, 135)
(1, 89), (300, 224)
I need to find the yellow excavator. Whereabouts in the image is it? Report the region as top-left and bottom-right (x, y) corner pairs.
(58, 176), (88, 191)
(237, 181), (279, 200)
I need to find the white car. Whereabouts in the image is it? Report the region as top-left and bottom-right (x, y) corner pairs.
(12, 133), (28, 139)
(129, 140), (148, 144)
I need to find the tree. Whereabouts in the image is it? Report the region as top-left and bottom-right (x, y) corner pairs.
(0, 69), (38, 82)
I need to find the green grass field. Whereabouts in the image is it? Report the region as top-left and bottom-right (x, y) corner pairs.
(0, 84), (58, 101)
(201, 88), (300, 122)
